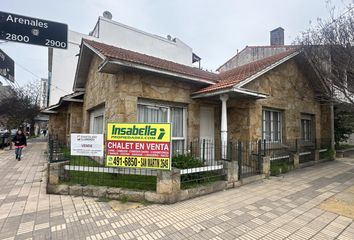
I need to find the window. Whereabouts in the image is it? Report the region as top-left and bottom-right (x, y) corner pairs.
(301, 114), (312, 141)
(93, 115), (104, 134)
(89, 106), (105, 134)
(262, 109), (281, 142)
(138, 102), (186, 154)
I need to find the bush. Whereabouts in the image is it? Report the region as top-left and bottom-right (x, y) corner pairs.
(336, 144), (354, 150)
(327, 148), (336, 160)
(172, 154), (204, 169)
(270, 162), (290, 176)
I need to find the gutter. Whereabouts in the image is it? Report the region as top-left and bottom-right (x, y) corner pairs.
(101, 59), (217, 85)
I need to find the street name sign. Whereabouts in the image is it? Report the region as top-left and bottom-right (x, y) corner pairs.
(0, 11), (68, 49)
(106, 123), (172, 170)
(0, 49), (14, 82)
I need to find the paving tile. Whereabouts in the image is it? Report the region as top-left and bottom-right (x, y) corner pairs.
(1, 141), (354, 239)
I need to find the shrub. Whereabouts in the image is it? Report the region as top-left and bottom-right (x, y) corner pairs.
(172, 154), (204, 169)
(270, 162), (290, 176)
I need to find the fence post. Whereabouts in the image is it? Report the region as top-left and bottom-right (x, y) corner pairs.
(202, 139), (205, 163)
(262, 156), (271, 177)
(292, 153), (300, 169)
(314, 149), (320, 162)
(189, 141), (193, 156)
(257, 140), (262, 173)
(295, 138), (299, 154)
(263, 139), (267, 156)
(156, 168), (181, 203)
(49, 138), (54, 163)
(237, 141), (242, 180)
(228, 141), (233, 161)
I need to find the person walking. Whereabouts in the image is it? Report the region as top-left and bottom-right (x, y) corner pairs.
(12, 130), (27, 161)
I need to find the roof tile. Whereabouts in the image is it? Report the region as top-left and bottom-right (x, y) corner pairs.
(83, 39), (218, 82)
(194, 49), (298, 94)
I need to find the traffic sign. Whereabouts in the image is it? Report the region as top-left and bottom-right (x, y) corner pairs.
(0, 11), (68, 49)
(0, 49), (14, 82)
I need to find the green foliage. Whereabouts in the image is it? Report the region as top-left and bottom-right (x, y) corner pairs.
(336, 144), (354, 150)
(334, 106), (354, 147)
(171, 154), (224, 189)
(327, 148), (336, 160)
(172, 154), (204, 169)
(63, 171), (156, 191)
(0, 82), (41, 133)
(270, 162), (290, 176)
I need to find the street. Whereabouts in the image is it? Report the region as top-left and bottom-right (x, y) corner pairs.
(0, 140), (354, 240)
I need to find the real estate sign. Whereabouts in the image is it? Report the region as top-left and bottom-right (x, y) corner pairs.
(106, 123), (171, 170)
(71, 133), (104, 157)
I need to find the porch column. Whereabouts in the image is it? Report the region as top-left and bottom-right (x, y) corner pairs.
(220, 94), (229, 159)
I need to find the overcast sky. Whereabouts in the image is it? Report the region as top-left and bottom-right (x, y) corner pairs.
(0, 0), (352, 88)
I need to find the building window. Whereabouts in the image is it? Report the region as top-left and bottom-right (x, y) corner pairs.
(89, 106), (105, 134)
(301, 114), (313, 141)
(137, 102), (186, 154)
(262, 109), (281, 142)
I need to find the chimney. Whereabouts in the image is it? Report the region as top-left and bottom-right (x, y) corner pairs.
(270, 27), (284, 45)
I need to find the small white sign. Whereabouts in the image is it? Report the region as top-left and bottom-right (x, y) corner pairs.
(71, 133), (104, 157)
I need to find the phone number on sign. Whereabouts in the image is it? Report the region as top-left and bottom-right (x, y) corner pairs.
(107, 156), (170, 169)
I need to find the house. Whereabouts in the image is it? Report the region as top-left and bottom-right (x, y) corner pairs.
(43, 28), (333, 156)
(48, 12), (198, 106)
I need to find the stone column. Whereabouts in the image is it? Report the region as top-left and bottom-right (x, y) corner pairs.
(220, 94), (229, 159)
(156, 168), (181, 203)
(224, 161), (238, 187)
(48, 161), (69, 185)
(292, 153), (299, 169)
(262, 156), (270, 177)
(315, 150), (320, 162)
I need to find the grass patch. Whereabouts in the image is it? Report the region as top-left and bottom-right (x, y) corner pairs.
(173, 154), (225, 189)
(96, 197), (111, 202)
(63, 171), (156, 191)
(336, 144), (354, 150)
(180, 171), (225, 189)
(270, 161), (292, 176)
(69, 156), (101, 167)
(320, 149), (335, 160)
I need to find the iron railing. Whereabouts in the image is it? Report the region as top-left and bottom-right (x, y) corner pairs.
(47, 136), (333, 191)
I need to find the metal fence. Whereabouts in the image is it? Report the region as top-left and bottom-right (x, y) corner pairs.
(268, 138), (332, 175)
(47, 135), (333, 191)
(184, 139), (262, 181)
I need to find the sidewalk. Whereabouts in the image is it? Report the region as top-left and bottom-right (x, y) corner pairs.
(0, 141), (354, 240)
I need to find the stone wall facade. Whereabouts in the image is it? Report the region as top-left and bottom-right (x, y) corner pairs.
(227, 58), (331, 142)
(48, 101), (83, 145)
(49, 55), (331, 146)
(82, 55), (220, 142)
(48, 107), (67, 143)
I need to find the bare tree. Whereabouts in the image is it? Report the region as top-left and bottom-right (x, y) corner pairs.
(0, 80), (41, 134)
(297, 2), (354, 105)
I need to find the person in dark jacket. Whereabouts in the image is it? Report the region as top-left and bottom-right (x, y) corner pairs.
(12, 130), (27, 161)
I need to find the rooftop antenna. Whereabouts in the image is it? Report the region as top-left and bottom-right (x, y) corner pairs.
(103, 11), (113, 20)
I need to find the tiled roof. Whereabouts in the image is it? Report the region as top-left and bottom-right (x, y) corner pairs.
(194, 49), (298, 94)
(83, 39), (218, 82)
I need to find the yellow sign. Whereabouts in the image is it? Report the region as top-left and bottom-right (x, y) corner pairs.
(106, 123), (171, 170)
(107, 123), (170, 142)
(106, 156), (170, 170)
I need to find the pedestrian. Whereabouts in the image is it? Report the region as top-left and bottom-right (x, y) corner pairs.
(12, 130), (27, 161)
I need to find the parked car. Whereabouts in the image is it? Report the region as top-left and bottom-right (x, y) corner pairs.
(10, 129), (17, 138)
(0, 131), (10, 148)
